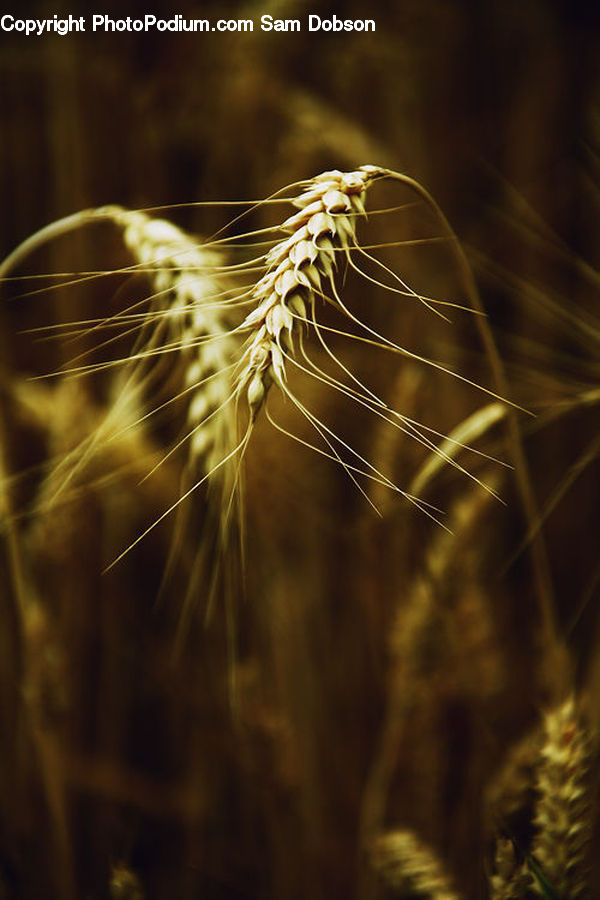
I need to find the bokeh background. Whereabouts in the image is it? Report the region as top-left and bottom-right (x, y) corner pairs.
(1, 1), (600, 897)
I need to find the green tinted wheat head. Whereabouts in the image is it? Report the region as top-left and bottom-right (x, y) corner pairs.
(371, 701), (597, 899)
(531, 695), (593, 898)
(484, 693), (596, 899)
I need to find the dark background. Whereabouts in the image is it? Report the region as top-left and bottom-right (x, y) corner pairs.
(1, 1), (600, 898)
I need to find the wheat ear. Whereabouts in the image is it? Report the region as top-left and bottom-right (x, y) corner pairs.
(0, 204), (240, 491)
(108, 207), (238, 479)
(372, 830), (461, 900)
(530, 695), (593, 898)
(237, 166), (378, 418)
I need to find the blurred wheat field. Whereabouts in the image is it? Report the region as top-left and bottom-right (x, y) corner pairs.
(1, 1), (600, 898)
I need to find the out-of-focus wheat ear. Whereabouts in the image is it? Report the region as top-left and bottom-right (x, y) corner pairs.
(109, 207), (239, 486)
(109, 863), (144, 900)
(108, 208), (244, 659)
(372, 830), (462, 900)
(488, 837), (532, 900)
(531, 695), (594, 899)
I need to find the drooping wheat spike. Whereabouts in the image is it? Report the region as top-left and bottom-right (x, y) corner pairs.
(489, 837), (532, 900)
(105, 207), (247, 642)
(237, 166), (379, 419)
(372, 830), (462, 900)
(531, 695), (593, 898)
(108, 206), (238, 481)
